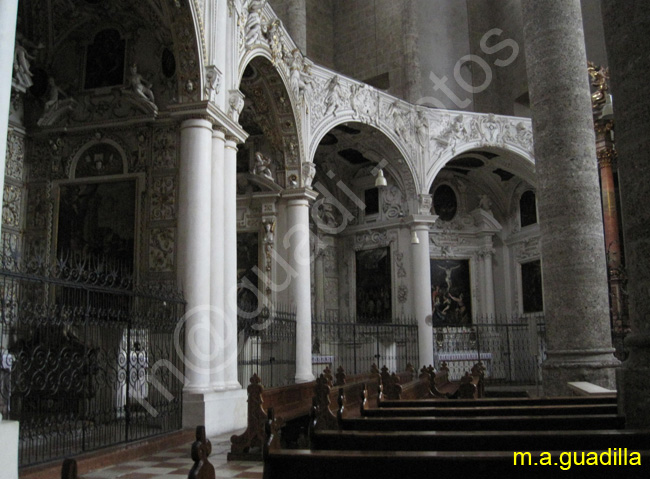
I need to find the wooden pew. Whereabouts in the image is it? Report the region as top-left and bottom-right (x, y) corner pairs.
(229, 365), (383, 459)
(378, 394), (617, 408)
(362, 402), (618, 417)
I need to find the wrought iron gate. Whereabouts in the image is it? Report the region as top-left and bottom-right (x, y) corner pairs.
(0, 255), (185, 467)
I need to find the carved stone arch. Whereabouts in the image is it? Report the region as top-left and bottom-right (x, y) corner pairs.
(237, 53), (303, 181)
(70, 139), (129, 179)
(425, 142), (536, 195)
(309, 117), (419, 199)
(168, 0), (204, 103)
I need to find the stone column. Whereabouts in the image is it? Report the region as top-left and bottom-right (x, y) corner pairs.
(210, 127), (226, 391)
(411, 223), (434, 367)
(602, 0), (650, 427)
(475, 254), (486, 317)
(282, 188), (317, 383)
(285, 0), (307, 54)
(178, 118), (213, 392)
(402, 0), (421, 103)
(521, 0), (618, 394)
(0, 0), (19, 245)
(223, 136), (241, 389)
(480, 246), (496, 319)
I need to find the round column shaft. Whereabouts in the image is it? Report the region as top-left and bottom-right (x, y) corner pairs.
(411, 224), (434, 367)
(282, 189), (316, 383)
(223, 137), (241, 389)
(522, 0), (618, 394)
(210, 128), (226, 391)
(286, 0), (307, 53)
(178, 118), (213, 392)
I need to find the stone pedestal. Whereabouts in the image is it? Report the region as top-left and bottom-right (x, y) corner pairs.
(522, 0), (618, 395)
(0, 416), (18, 479)
(602, 0), (650, 427)
(182, 389), (247, 436)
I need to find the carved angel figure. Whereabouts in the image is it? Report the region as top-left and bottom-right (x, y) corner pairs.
(253, 152), (274, 181)
(13, 39), (36, 89)
(129, 64), (155, 104)
(289, 49), (311, 102)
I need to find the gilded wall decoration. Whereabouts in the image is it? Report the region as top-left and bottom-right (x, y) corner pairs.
(150, 177), (176, 220)
(149, 227), (175, 272)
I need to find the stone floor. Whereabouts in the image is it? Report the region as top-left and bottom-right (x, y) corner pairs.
(81, 431), (263, 479)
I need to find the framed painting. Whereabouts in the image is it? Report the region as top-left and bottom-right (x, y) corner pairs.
(521, 259), (544, 313)
(430, 259), (471, 326)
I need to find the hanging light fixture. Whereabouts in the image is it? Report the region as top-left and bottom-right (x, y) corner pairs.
(410, 230), (420, 245)
(375, 168), (387, 187)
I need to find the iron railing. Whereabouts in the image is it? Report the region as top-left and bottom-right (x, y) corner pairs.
(311, 314), (419, 377)
(237, 303), (297, 389)
(0, 253), (185, 467)
(432, 314), (546, 385)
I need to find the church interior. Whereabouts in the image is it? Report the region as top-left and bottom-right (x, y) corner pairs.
(0, 0), (649, 477)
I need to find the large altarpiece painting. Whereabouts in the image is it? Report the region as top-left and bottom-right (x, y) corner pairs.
(430, 259), (471, 326)
(356, 247), (392, 323)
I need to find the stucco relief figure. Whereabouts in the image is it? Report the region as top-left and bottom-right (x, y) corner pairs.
(324, 76), (346, 117)
(478, 194), (493, 212)
(245, 0), (266, 48)
(387, 100), (409, 141)
(13, 38), (38, 89)
(128, 64), (156, 104)
(416, 110), (429, 148)
(253, 152), (274, 181)
(289, 49), (311, 103)
(44, 77), (67, 111)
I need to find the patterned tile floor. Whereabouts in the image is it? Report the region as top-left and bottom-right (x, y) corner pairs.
(82, 431), (263, 479)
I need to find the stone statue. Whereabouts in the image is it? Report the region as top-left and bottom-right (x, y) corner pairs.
(478, 194), (493, 212)
(44, 77), (67, 111)
(244, 0), (266, 48)
(253, 152), (274, 181)
(13, 38), (37, 89)
(416, 110), (429, 148)
(128, 64), (155, 104)
(289, 49), (311, 102)
(324, 76), (346, 117)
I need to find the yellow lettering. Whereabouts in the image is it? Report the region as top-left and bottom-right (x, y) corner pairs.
(586, 452), (598, 465)
(539, 452), (552, 466)
(513, 452), (531, 466)
(600, 449), (612, 465)
(630, 452), (641, 466)
(573, 452), (585, 466)
(560, 452), (571, 470)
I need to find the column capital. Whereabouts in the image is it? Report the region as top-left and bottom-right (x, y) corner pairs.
(169, 100), (248, 143)
(281, 187), (319, 205)
(597, 147), (617, 170)
(403, 214), (438, 229)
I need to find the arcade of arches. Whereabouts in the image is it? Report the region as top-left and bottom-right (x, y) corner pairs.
(1, 0), (649, 474)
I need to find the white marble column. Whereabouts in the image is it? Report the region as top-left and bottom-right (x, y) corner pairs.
(476, 254), (486, 318)
(282, 188), (317, 383)
(481, 247), (496, 319)
(0, 0), (19, 246)
(210, 127), (226, 391)
(178, 118), (213, 392)
(411, 224), (434, 366)
(223, 136), (241, 389)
